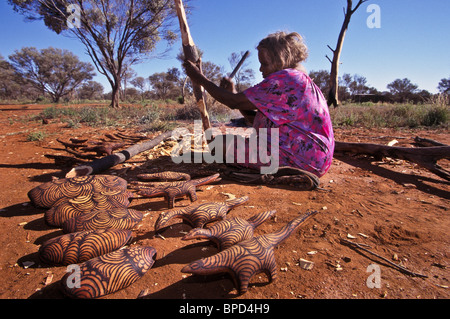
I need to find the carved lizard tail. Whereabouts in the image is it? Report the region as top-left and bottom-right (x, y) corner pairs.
(181, 228), (212, 242)
(137, 187), (166, 198)
(246, 210), (277, 229)
(192, 173), (221, 187)
(224, 196), (249, 210)
(265, 210), (319, 247)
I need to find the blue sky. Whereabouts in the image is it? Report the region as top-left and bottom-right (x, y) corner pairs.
(1, 0), (449, 93)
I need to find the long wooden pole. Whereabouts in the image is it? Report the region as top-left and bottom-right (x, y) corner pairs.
(65, 131), (174, 178)
(174, 0), (211, 131)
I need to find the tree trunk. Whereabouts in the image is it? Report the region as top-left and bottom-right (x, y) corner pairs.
(334, 141), (450, 181)
(327, 0), (367, 108)
(174, 0), (211, 131)
(111, 82), (121, 108)
(65, 130), (174, 178)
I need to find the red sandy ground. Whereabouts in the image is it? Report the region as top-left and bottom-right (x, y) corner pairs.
(0, 103), (448, 300)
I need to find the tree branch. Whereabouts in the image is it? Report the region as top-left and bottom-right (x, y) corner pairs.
(341, 239), (428, 278)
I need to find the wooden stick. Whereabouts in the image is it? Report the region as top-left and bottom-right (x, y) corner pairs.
(341, 239), (428, 278)
(229, 50), (250, 79)
(65, 131), (173, 178)
(174, 0), (211, 131)
(335, 141), (450, 181)
(414, 136), (447, 147)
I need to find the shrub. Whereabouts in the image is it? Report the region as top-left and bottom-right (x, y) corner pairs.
(27, 131), (46, 141)
(422, 106), (449, 126)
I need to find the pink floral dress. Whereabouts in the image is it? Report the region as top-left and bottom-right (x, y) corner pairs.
(241, 68), (335, 177)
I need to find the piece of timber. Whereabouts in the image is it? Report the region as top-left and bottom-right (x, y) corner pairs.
(65, 131), (173, 178)
(174, 0), (211, 131)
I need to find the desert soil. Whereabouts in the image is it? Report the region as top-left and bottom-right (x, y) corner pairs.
(0, 103), (448, 301)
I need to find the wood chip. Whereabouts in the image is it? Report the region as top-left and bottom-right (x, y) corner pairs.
(221, 192), (236, 200)
(22, 261), (34, 269)
(298, 258), (314, 270)
(44, 273), (53, 285)
(387, 139), (399, 146)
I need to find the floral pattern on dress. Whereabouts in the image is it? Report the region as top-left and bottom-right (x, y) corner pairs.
(241, 68), (335, 177)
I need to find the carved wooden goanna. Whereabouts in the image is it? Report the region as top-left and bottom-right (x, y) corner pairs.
(181, 210), (319, 295)
(182, 210), (277, 250)
(136, 173), (221, 209)
(154, 196), (249, 232)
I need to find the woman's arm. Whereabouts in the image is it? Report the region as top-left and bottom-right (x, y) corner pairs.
(183, 61), (256, 111)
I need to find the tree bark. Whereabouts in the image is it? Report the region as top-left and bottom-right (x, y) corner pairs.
(174, 0), (211, 131)
(334, 141), (450, 181)
(327, 0), (367, 107)
(65, 130), (174, 178)
(110, 81), (121, 108)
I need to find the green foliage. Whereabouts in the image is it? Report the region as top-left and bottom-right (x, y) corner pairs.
(27, 131), (46, 142)
(331, 103), (449, 128)
(8, 47), (95, 103)
(422, 106), (449, 126)
(8, 0), (185, 108)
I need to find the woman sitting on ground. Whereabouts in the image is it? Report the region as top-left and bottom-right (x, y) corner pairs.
(183, 31), (335, 180)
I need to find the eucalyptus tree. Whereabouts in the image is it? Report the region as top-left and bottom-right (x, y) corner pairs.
(9, 47), (95, 102)
(9, 0), (184, 107)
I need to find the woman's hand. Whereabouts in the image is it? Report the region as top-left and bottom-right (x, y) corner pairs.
(183, 60), (205, 84)
(220, 77), (237, 93)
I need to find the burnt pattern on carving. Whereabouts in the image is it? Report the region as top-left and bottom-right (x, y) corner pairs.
(182, 210), (276, 250)
(154, 196), (249, 232)
(62, 208), (144, 233)
(62, 246), (156, 299)
(39, 229), (132, 266)
(181, 210), (319, 294)
(44, 190), (135, 227)
(28, 175), (128, 209)
(137, 173), (221, 208)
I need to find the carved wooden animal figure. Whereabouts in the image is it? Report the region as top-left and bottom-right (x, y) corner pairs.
(181, 210), (319, 294)
(62, 208), (145, 233)
(137, 173), (221, 209)
(28, 175), (128, 209)
(154, 196), (249, 232)
(44, 189), (135, 227)
(39, 229), (132, 266)
(61, 246), (156, 299)
(137, 171), (191, 182)
(182, 210), (277, 250)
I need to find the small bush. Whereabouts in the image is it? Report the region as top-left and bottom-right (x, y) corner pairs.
(174, 103), (201, 120)
(27, 131), (46, 141)
(422, 106), (449, 126)
(331, 103), (449, 128)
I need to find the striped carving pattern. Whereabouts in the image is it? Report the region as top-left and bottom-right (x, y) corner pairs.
(181, 210), (319, 294)
(62, 208), (144, 233)
(62, 246), (156, 299)
(38, 229), (132, 266)
(137, 171), (191, 182)
(28, 175), (128, 209)
(44, 190), (134, 227)
(154, 196), (249, 232)
(137, 173), (221, 209)
(182, 210), (276, 250)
